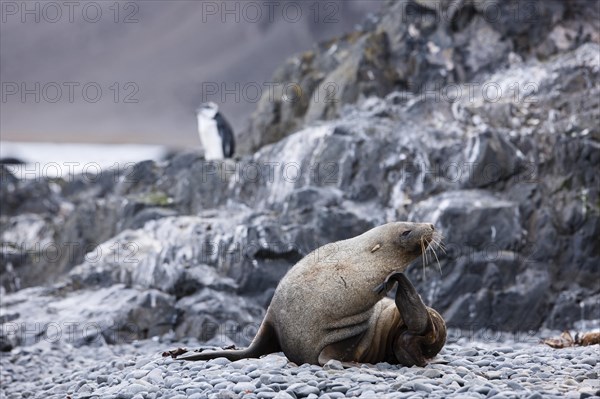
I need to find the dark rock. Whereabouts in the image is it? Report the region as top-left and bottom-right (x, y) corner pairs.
(240, 0), (598, 155)
(546, 292), (600, 331)
(0, 285), (176, 347)
(241, 29), (398, 155)
(123, 207), (178, 231)
(409, 190), (522, 251)
(460, 130), (524, 188)
(174, 288), (264, 346)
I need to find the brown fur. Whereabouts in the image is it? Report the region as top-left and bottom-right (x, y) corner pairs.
(177, 222), (446, 366)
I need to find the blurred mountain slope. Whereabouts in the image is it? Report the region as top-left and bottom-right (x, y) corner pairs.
(0, 0), (380, 146)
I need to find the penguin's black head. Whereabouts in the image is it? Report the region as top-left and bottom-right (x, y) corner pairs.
(196, 102), (219, 119)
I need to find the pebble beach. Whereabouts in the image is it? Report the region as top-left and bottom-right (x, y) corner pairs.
(2, 331), (598, 399)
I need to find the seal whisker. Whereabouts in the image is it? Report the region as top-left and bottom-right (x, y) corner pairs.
(422, 232), (443, 276)
(425, 238), (432, 265)
(435, 242), (447, 255)
(435, 234), (447, 252)
(420, 236), (426, 280)
(431, 238), (446, 255)
(429, 242), (442, 276)
(430, 232), (446, 255)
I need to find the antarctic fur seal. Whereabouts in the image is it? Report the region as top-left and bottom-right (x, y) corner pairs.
(176, 222), (446, 366)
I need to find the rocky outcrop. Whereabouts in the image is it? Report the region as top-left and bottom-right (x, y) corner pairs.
(1, 0), (599, 351)
(239, 0), (600, 154)
(0, 284), (175, 349)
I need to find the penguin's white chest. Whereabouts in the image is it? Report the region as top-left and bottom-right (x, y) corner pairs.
(197, 116), (224, 160)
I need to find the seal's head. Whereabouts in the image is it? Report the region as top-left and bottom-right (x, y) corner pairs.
(392, 222), (436, 257)
(366, 222), (441, 274)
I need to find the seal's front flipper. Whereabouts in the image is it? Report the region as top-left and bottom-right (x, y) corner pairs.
(373, 271), (404, 295)
(393, 331), (428, 367)
(392, 273), (430, 334)
(393, 308), (446, 367)
(373, 271), (430, 334)
(373, 281), (390, 295)
(390, 273), (447, 367)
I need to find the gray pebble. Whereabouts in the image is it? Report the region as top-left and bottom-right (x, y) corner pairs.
(449, 359), (473, 368)
(213, 381), (233, 390)
(192, 382), (213, 391)
(78, 383), (93, 394)
(581, 357), (597, 366)
(323, 360), (344, 370)
(506, 380), (524, 391)
(115, 391), (135, 399)
(233, 381), (257, 393)
(328, 383), (351, 393)
(455, 385), (470, 393)
(126, 370), (149, 379)
(423, 369), (443, 378)
(248, 370), (262, 378)
(209, 377), (227, 385)
(208, 357), (231, 366)
(163, 376), (183, 388)
(145, 368), (163, 384)
(458, 348), (479, 356)
(413, 382), (433, 393)
(353, 374), (381, 383)
(265, 375), (287, 384)
(269, 383), (290, 392)
(229, 374), (253, 383)
(472, 385), (490, 394)
(486, 371), (503, 380)
(288, 383), (320, 397)
(127, 383), (151, 394)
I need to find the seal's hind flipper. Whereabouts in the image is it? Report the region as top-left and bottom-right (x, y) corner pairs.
(177, 317), (281, 362)
(317, 333), (365, 366)
(176, 348), (249, 362)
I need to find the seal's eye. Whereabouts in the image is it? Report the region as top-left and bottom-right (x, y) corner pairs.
(401, 230), (412, 237)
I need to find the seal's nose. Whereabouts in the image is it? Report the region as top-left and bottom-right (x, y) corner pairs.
(428, 224), (435, 230)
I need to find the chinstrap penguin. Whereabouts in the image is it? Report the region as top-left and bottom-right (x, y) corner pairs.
(196, 102), (235, 160)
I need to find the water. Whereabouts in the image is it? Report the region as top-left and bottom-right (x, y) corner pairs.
(0, 141), (167, 179)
